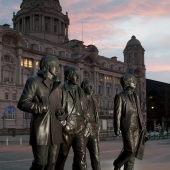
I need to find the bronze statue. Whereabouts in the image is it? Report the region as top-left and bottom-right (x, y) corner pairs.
(17, 56), (63, 170)
(80, 79), (101, 170)
(55, 66), (87, 170)
(113, 74), (148, 170)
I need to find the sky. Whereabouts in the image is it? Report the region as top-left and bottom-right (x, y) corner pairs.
(0, 0), (170, 83)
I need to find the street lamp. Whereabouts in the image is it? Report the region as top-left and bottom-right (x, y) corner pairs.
(1, 112), (8, 129)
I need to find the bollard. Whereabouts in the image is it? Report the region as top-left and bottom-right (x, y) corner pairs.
(20, 136), (22, 145)
(6, 137), (8, 146)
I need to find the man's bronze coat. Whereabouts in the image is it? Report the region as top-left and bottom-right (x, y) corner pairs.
(114, 90), (145, 134)
(17, 72), (63, 145)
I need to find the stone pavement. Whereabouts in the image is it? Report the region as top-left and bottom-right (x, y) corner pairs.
(0, 137), (170, 170)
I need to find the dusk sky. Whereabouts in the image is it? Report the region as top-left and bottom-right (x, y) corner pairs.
(0, 0), (170, 83)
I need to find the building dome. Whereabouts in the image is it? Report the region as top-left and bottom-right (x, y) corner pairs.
(127, 35), (141, 46)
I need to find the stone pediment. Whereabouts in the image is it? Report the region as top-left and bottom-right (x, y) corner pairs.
(76, 52), (101, 65)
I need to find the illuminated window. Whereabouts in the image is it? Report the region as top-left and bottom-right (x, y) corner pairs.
(106, 76), (112, 83)
(21, 58), (33, 68)
(6, 106), (15, 120)
(114, 77), (120, 84)
(36, 61), (39, 69)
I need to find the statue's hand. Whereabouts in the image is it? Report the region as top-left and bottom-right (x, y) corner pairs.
(56, 108), (67, 121)
(115, 129), (121, 136)
(42, 105), (49, 114)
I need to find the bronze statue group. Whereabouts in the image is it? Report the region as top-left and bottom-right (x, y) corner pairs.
(17, 56), (148, 170)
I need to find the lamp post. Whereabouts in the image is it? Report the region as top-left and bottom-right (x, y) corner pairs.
(1, 112), (8, 129)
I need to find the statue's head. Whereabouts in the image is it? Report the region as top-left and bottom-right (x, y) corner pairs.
(81, 79), (94, 95)
(64, 66), (80, 85)
(39, 55), (59, 80)
(120, 74), (136, 90)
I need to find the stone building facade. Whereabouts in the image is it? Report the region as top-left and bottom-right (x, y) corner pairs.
(0, 0), (146, 135)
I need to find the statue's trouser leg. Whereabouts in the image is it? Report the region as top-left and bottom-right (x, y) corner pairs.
(30, 144), (59, 170)
(72, 132), (87, 170)
(55, 131), (73, 170)
(114, 124), (139, 170)
(86, 136), (101, 170)
(44, 145), (60, 170)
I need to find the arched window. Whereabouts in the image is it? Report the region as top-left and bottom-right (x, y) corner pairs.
(53, 48), (58, 55)
(39, 44), (44, 52)
(3, 55), (14, 63)
(24, 40), (29, 48)
(65, 51), (70, 58)
(134, 53), (138, 64)
(128, 54), (131, 63)
(6, 106), (15, 120)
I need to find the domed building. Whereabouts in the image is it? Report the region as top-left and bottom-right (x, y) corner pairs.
(0, 0), (146, 136)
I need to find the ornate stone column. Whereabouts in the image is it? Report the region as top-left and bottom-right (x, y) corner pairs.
(80, 68), (84, 83)
(22, 18), (24, 32)
(66, 24), (68, 36)
(0, 49), (2, 81)
(60, 64), (64, 84)
(112, 76), (115, 97)
(96, 72), (99, 95)
(104, 75), (106, 96)
(93, 71), (96, 95)
(42, 15), (44, 30)
(30, 15), (32, 31)
(18, 55), (22, 84)
(50, 18), (53, 33)
(32, 15), (35, 31)
(58, 20), (62, 34)
(33, 59), (36, 75)
(39, 15), (41, 31)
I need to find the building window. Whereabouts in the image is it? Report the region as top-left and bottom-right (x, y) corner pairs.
(45, 23), (48, 31)
(6, 106), (15, 120)
(53, 48), (58, 55)
(114, 77), (120, 84)
(3, 70), (9, 82)
(21, 58), (33, 68)
(3, 38), (10, 45)
(99, 86), (102, 95)
(24, 40), (29, 48)
(3, 55), (14, 63)
(12, 93), (16, 100)
(23, 112), (32, 119)
(65, 51), (70, 58)
(36, 61), (39, 69)
(106, 76), (112, 83)
(107, 87), (110, 96)
(54, 25), (57, 33)
(5, 91), (9, 100)
(128, 54), (130, 63)
(134, 53), (138, 64)
(39, 44), (44, 52)
(115, 88), (118, 94)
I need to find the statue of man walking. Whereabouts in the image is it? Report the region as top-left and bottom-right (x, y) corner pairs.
(18, 56), (63, 170)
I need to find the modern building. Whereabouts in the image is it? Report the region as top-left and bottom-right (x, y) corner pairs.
(146, 79), (170, 131)
(0, 0), (146, 135)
